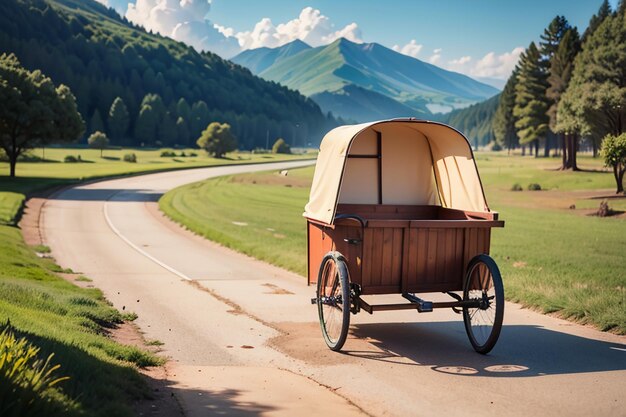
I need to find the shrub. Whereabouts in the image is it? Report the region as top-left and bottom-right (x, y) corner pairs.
(491, 142), (503, 151)
(0, 324), (73, 416)
(528, 183), (542, 191)
(123, 153), (137, 163)
(160, 150), (176, 157)
(272, 138), (291, 154)
(179, 151), (186, 157)
(64, 155), (78, 163)
(189, 152), (198, 157)
(511, 183), (523, 191)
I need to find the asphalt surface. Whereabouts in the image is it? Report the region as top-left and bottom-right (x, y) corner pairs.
(41, 161), (626, 417)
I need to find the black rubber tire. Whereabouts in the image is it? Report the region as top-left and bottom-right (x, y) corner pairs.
(462, 254), (504, 354)
(316, 252), (350, 351)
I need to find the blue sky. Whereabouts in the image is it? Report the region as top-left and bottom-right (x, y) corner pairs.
(106, 0), (617, 86)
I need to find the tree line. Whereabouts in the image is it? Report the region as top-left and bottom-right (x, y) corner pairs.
(0, 0), (338, 150)
(493, 0), (625, 172)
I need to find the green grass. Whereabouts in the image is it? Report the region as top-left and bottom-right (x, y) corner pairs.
(0, 224), (162, 416)
(160, 153), (626, 334)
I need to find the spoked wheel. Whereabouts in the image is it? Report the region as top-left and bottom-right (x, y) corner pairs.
(463, 254), (504, 354)
(316, 252), (350, 351)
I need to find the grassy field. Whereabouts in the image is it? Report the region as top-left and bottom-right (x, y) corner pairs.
(160, 153), (626, 334)
(0, 147), (311, 414)
(0, 147), (313, 195)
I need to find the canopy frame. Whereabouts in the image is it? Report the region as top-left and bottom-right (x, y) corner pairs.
(305, 119), (491, 225)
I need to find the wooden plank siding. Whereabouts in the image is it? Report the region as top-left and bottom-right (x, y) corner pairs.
(307, 205), (500, 293)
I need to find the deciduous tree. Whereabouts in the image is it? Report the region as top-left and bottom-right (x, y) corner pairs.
(0, 54), (84, 177)
(196, 122), (237, 158)
(87, 131), (109, 157)
(600, 133), (626, 193)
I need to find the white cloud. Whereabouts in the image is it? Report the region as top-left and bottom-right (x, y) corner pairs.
(236, 7), (363, 50)
(445, 46), (524, 79)
(392, 39), (423, 58)
(125, 0), (240, 58)
(428, 48), (442, 65)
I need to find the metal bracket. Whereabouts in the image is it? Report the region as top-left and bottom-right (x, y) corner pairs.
(402, 293), (433, 313)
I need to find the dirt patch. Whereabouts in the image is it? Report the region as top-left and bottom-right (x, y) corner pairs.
(108, 322), (184, 417)
(19, 197), (47, 246)
(262, 283), (294, 295)
(268, 322), (387, 366)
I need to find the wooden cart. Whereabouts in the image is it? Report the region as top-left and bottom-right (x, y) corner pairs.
(304, 119), (505, 354)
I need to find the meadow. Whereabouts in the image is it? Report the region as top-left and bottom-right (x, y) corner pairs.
(160, 153), (626, 334)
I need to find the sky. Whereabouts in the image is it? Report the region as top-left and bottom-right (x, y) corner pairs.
(101, 0), (617, 88)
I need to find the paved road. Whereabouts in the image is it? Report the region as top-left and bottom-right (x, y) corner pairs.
(41, 161), (626, 417)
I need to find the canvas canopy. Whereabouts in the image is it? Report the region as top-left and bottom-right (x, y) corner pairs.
(303, 119), (490, 225)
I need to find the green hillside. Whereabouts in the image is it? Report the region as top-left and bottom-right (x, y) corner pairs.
(253, 38), (499, 122)
(440, 94), (500, 147)
(0, 0), (332, 149)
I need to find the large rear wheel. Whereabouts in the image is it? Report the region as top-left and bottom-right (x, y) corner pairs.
(316, 252), (350, 351)
(462, 254), (504, 354)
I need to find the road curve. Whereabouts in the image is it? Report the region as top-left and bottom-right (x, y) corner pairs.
(41, 161), (626, 417)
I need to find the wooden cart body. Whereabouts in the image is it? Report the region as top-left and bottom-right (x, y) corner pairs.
(308, 205), (502, 297)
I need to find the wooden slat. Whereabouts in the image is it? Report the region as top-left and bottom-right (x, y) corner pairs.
(381, 228), (394, 286)
(371, 229), (384, 286)
(401, 228), (410, 293)
(435, 229), (447, 283)
(361, 228), (373, 288)
(392, 228), (403, 287)
(416, 229), (428, 285)
(443, 229), (455, 282)
(428, 229), (439, 283)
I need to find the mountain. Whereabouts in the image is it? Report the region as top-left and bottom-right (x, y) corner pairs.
(233, 38), (499, 122)
(439, 94), (500, 147)
(231, 40), (311, 74)
(0, 0), (331, 149)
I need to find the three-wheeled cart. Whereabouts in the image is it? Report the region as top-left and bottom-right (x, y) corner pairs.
(305, 119), (505, 354)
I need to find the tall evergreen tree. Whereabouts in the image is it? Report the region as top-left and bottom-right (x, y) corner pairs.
(176, 98), (191, 121)
(176, 117), (190, 146)
(513, 42), (549, 157)
(158, 112), (178, 146)
(108, 97), (129, 143)
(547, 28), (581, 168)
(583, 0), (611, 41)
(135, 105), (157, 145)
(493, 67), (520, 153)
(89, 109), (104, 135)
(539, 16), (571, 156)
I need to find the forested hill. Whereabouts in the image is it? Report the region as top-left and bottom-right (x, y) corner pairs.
(439, 94), (500, 148)
(0, 0), (332, 148)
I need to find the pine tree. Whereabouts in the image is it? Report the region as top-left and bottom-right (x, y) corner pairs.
(176, 98), (191, 121)
(176, 117), (190, 146)
(135, 105), (157, 145)
(539, 16), (571, 156)
(513, 43), (549, 157)
(547, 28), (581, 168)
(493, 67), (519, 153)
(583, 0), (611, 41)
(108, 97), (129, 143)
(158, 112), (178, 146)
(89, 109), (104, 135)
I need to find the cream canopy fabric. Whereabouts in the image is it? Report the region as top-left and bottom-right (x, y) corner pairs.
(303, 119), (490, 225)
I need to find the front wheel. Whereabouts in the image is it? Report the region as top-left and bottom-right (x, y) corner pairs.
(316, 252), (350, 351)
(462, 254), (504, 354)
